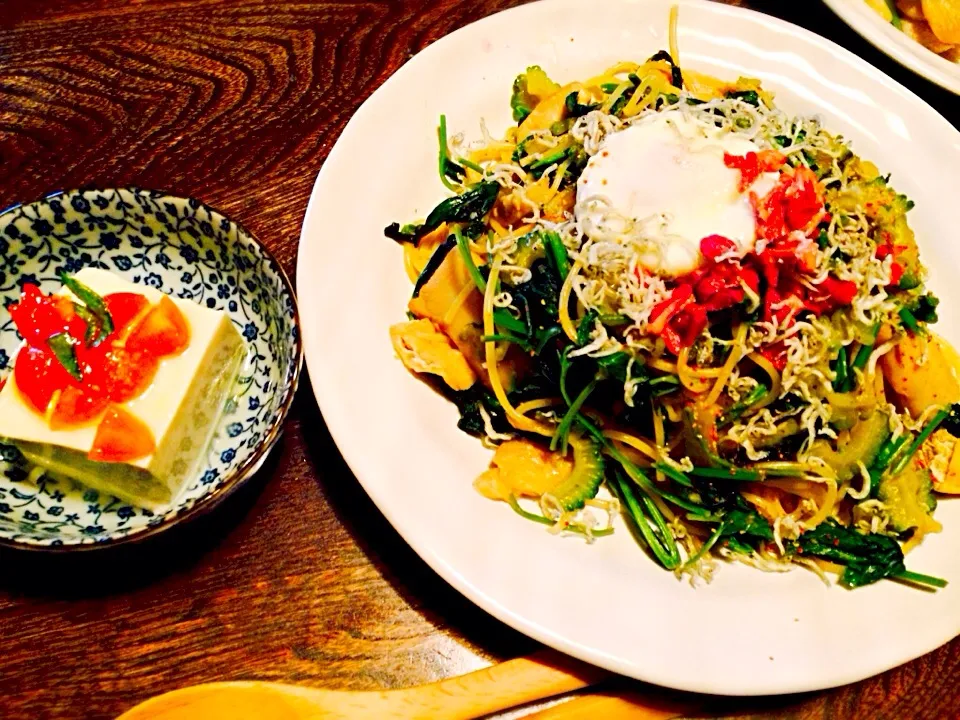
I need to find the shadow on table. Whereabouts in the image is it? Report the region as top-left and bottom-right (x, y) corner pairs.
(0, 436), (280, 600)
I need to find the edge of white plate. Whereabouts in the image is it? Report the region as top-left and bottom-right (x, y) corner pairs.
(298, 0), (960, 696)
(822, 0), (960, 95)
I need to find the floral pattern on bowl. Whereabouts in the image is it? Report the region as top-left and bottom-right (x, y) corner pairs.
(0, 187), (301, 548)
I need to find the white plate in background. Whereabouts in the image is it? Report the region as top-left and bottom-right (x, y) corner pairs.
(822, 0), (960, 94)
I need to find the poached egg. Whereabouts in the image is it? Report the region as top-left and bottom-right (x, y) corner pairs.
(575, 110), (778, 276)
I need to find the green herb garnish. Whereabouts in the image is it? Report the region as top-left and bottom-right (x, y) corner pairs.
(47, 333), (82, 381)
(60, 273), (113, 346)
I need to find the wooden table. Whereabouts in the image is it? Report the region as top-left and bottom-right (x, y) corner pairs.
(0, 1), (958, 718)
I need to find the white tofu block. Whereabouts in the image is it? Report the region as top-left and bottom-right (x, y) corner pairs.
(0, 269), (246, 510)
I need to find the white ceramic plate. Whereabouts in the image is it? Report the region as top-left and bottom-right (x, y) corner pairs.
(298, 0), (960, 695)
(822, 0), (960, 95)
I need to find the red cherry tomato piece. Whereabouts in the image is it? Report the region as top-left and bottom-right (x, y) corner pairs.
(8, 284), (83, 346)
(50, 385), (110, 430)
(100, 348), (160, 404)
(104, 293), (151, 335)
(127, 296), (190, 357)
(700, 234), (737, 262)
(13, 346), (108, 426)
(14, 345), (77, 416)
(89, 405), (156, 463)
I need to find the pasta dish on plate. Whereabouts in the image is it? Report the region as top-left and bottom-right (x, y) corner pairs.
(865, 0), (960, 62)
(385, 10), (958, 590)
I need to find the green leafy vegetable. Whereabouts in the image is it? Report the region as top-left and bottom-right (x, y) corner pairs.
(422, 181), (500, 236)
(551, 378), (598, 453)
(883, 0), (903, 29)
(850, 324), (879, 378)
(527, 148), (571, 178)
(908, 293), (940, 324)
(507, 259), (562, 348)
(576, 309), (598, 347)
(833, 346), (849, 393)
(609, 469), (681, 570)
(544, 230), (570, 280)
(451, 387), (509, 437)
(564, 91), (599, 118)
(437, 115), (466, 192)
(867, 433), (909, 496)
(47, 333), (82, 381)
(384, 222), (421, 245)
(891, 406), (949, 475)
(411, 235), (457, 298)
(721, 508), (774, 541)
(60, 273), (114, 346)
(647, 50), (683, 89)
(684, 464), (806, 482)
(899, 306), (921, 333)
(898, 273), (921, 291)
(718, 384), (767, 426)
(725, 89), (760, 107)
(792, 519), (947, 588)
(506, 494), (613, 537)
(941, 403), (960, 438)
(454, 226), (487, 294)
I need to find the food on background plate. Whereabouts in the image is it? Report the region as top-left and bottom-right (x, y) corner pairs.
(866, 0), (960, 61)
(0, 268), (245, 510)
(384, 11), (960, 591)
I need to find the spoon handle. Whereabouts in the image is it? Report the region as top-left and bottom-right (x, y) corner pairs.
(522, 688), (696, 720)
(386, 649), (608, 720)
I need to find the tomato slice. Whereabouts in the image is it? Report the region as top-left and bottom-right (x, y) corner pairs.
(50, 385), (110, 430)
(104, 293), (151, 336)
(9, 284), (192, 431)
(8, 284), (83, 346)
(14, 345), (76, 415)
(96, 348), (159, 404)
(127, 296), (190, 357)
(13, 346), (108, 426)
(89, 405), (156, 463)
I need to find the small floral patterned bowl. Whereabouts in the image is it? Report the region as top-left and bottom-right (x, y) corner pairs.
(0, 188), (301, 549)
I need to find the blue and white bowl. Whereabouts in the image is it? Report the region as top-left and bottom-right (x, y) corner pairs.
(0, 188), (301, 549)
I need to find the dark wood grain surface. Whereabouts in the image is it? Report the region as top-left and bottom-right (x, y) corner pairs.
(0, 1), (958, 719)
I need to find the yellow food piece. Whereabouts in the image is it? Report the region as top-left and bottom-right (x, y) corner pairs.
(542, 187), (575, 222)
(408, 249), (486, 373)
(940, 45), (960, 61)
(880, 332), (960, 417)
(922, 0), (960, 43)
(474, 439), (573, 501)
(524, 66), (561, 100)
(940, 438), (960, 493)
(389, 319), (477, 391)
(847, 157), (881, 182)
(518, 82), (600, 139)
(902, 17), (956, 53)
(408, 249), (517, 389)
(866, 0), (894, 21)
(897, 0), (926, 20)
(402, 223), (448, 281)
(742, 486), (787, 525)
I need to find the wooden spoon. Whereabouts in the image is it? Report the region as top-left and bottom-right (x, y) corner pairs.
(117, 650), (609, 720)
